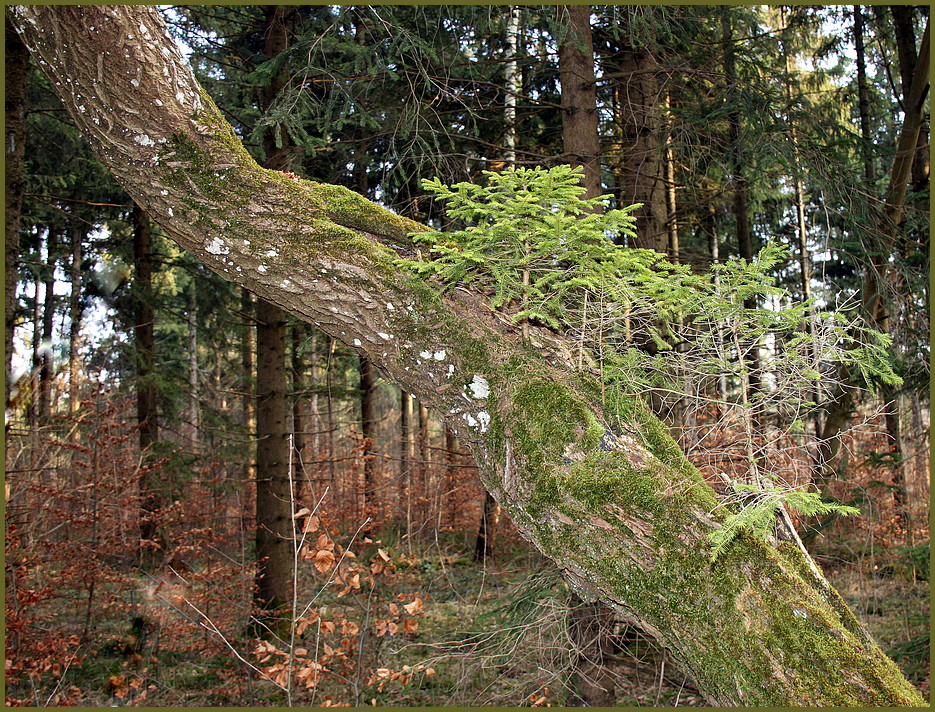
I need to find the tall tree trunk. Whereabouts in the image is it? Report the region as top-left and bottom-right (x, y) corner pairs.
(15, 8), (925, 703)
(132, 205), (162, 559)
(853, 6), (875, 185)
(291, 322), (308, 484)
(417, 400), (430, 527)
(502, 6), (521, 166)
(37, 228), (56, 424)
(240, 287), (256, 492)
(890, 6), (930, 191)
(722, 10), (761, 404)
(67, 224), (84, 418)
(611, 10), (666, 250)
(5, 12), (28, 398)
(185, 282), (199, 449)
(558, 4), (602, 202)
(399, 390), (414, 541)
(359, 355), (378, 524)
(254, 296), (292, 614)
(253, 4), (298, 620)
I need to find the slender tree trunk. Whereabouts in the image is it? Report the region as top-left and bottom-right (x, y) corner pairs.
(722, 10), (760, 403)
(558, 4), (602, 202)
(241, 287), (256, 498)
(67, 224), (84, 418)
(443, 425), (459, 530)
(503, 6), (521, 166)
(5, 13), (28, 397)
(399, 390), (414, 541)
(473, 490), (496, 562)
(132, 205), (162, 559)
(186, 282), (199, 449)
(16, 8), (925, 703)
(37, 229), (56, 424)
(359, 355), (378, 524)
(291, 322), (308, 484)
(417, 400), (430, 527)
(853, 6), (875, 185)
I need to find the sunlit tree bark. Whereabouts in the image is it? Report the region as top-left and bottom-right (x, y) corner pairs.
(11, 6), (925, 705)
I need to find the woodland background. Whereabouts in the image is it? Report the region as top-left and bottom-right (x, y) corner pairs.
(4, 4), (929, 706)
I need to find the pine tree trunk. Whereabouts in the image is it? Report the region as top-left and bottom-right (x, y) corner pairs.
(14, 7), (925, 703)
(132, 205), (162, 559)
(853, 6), (875, 185)
(291, 322), (308, 483)
(67, 225), (84, 418)
(359, 355), (378, 523)
(557, 4), (602, 202)
(186, 282), (199, 449)
(5, 13), (28, 397)
(611, 10), (666, 251)
(254, 296), (292, 613)
(253, 4), (299, 620)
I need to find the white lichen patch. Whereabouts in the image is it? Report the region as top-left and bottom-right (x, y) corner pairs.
(378, 332), (392, 340)
(353, 339), (362, 347)
(133, 134), (157, 147)
(467, 375), (490, 400)
(257, 264), (268, 273)
(463, 411), (490, 433)
(386, 302), (395, 310)
(265, 249), (279, 258)
(205, 237), (229, 255)
(419, 350), (433, 359)
(447, 364), (455, 377)
(433, 350), (446, 361)
(477, 411), (490, 431)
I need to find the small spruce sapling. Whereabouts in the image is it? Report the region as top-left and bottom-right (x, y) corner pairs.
(404, 165), (642, 340)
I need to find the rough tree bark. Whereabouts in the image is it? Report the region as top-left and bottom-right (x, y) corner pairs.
(557, 4), (603, 203)
(254, 4), (299, 618)
(610, 10), (667, 251)
(11, 6), (924, 706)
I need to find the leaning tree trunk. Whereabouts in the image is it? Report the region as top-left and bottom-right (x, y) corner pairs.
(11, 6), (924, 706)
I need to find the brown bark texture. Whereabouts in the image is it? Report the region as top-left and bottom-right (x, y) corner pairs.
(611, 12), (667, 251)
(254, 4), (299, 615)
(10, 6), (925, 706)
(557, 5), (603, 203)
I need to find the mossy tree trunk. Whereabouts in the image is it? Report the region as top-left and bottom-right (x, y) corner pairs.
(12, 6), (925, 706)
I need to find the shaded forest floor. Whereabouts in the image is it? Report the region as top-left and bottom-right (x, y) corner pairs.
(5, 529), (928, 707)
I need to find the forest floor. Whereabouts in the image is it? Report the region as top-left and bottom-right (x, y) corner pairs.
(7, 532), (928, 707)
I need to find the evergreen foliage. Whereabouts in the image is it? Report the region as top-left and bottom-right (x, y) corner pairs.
(708, 482), (860, 562)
